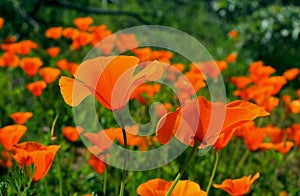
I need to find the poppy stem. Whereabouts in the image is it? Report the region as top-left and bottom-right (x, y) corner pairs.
(166, 142), (199, 196)
(119, 128), (127, 196)
(206, 150), (220, 194)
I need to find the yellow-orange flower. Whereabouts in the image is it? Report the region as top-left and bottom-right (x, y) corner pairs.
(137, 178), (207, 196)
(88, 154), (106, 174)
(39, 67), (61, 84)
(0, 17), (4, 29)
(20, 57), (43, 77)
(0, 125), (27, 151)
(10, 112), (33, 124)
(283, 68), (299, 81)
(225, 53), (237, 63)
(213, 173), (260, 195)
(12, 142), (60, 181)
(26, 81), (47, 97)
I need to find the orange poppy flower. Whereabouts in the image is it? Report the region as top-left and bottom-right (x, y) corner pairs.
(95, 34), (116, 55)
(287, 124), (300, 146)
(0, 125), (27, 151)
(17, 40), (38, 55)
(26, 81), (47, 97)
(230, 76), (252, 89)
(155, 103), (173, 118)
(249, 61), (275, 83)
(228, 30), (238, 38)
(62, 27), (79, 39)
(0, 17), (4, 29)
(192, 61), (225, 79)
(90, 25), (112, 46)
(265, 125), (284, 143)
(88, 154), (106, 174)
(39, 67), (61, 84)
(130, 83), (161, 105)
(137, 178), (207, 196)
(20, 57), (43, 77)
(59, 56), (164, 111)
(70, 31), (93, 50)
(116, 34), (139, 53)
(259, 141), (294, 154)
(213, 173), (260, 195)
(132, 47), (153, 62)
(0, 52), (20, 67)
(12, 142), (60, 181)
(236, 122), (267, 151)
(62, 126), (81, 142)
(225, 53), (237, 63)
(156, 96), (269, 149)
(0, 150), (13, 168)
(73, 17), (94, 31)
(10, 112), (33, 124)
(46, 47), (60, 58)
(45, 27), (63, 39)
(283, 68), (300, 81)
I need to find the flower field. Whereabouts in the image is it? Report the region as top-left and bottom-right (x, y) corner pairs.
(0, 4), (300, 196)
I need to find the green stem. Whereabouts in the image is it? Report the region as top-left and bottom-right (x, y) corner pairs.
(234, 148), (250, 176)
(206, 150), (220, 194)
(119, 128), (127, 196)
(103, 168), (107, 195)
(166, 143), (199, 196)
(57, 153), (63, 196)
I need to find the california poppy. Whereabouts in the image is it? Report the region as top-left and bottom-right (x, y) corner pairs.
(213, 173), (260, 195)
(0, 125), (27, 151)
(88, 154), (106, 174)
(0, 150), (13, 168)
(228, 30), (238, 38)
(230, 76), (252, 89)
(90, 25), (112, 46)
(62, 126), (81, 142)
(0, 52), (20, 67)
(62, 27), (79, 39)
(287, 124), (300, 146)
(156, 96), (269, 149)
(39, 67), (61, 84)
(46, 47), (60, 58)
(259, 141), (294, 154)
(116, 34), (139, 52)
(26, 81), (47, 97)
(12, 142), (60, 181)
(45, 27), (63, 39)
(283, 68), (299, 81)
(20, 57), (43, 77)
(225, 53), (237, 63)
(73, 17), (94, 31)
(0, 17), (4, 29)
(137, 178), (207, 196)
(17, 40), (38, 55)
(59, 56), (164, 111)
(70, 31), (93, 50)
(10, 112), (33, 124)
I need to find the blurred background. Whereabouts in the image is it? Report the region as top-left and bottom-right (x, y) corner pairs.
(1, 0), (300, 74)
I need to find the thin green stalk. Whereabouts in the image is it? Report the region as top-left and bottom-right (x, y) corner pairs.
(103, 169), (107, 195)
(206, 150), (220, 194)
(234, 148), (250, 176)
(119, 128), (127, 196)
(56, 153), (63, 196)
(166, 142), (199, 196)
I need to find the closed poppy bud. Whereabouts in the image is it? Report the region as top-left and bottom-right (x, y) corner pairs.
(225, 53), (237, 63)
(26, 81), (47, 97)
(0, 125), (27, 151)
(39, 67), (61, 84)
(12, 142), (60, 181)
(62, 126), (81, 142)
(10, 112), (33, 124)
(228, 30), (238, 38)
